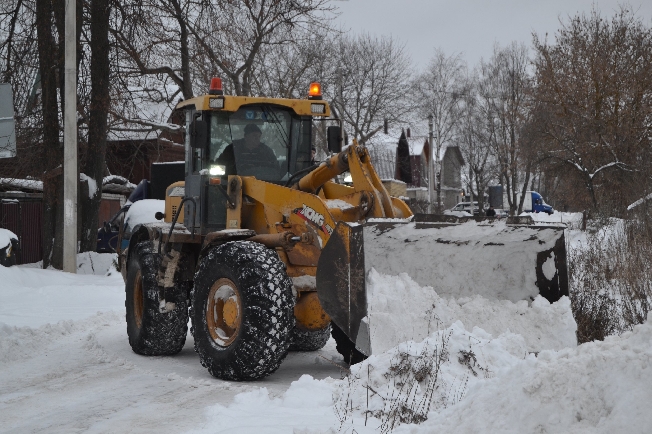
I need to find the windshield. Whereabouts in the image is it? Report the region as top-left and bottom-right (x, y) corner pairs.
(208, 105), (312, 182)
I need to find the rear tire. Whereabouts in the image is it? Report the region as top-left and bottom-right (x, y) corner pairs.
(331, 322), (367, 365)
(289, 324), (331, 352)
(125, 241), (188, 355)
(191, 241), (295, 381)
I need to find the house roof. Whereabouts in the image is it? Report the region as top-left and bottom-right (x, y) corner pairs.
(366, 144), (396, 180)
(444, 146), (465, 165)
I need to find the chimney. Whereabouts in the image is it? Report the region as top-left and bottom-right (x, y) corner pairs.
(406, 128), (411, 138)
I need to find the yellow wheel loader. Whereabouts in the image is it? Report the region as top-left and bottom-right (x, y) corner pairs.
(119, 79), (568, 380)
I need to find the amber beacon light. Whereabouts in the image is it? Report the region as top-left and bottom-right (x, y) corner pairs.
(209, 77), (224, 95)
(308, 82), (322, 100)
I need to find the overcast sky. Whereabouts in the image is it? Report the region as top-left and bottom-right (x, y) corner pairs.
(332, 0), (652, 70)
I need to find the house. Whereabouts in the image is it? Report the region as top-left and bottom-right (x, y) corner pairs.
(365, 128), (465, 210)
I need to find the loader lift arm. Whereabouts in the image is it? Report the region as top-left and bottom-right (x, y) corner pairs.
(294, 139), (411, 219)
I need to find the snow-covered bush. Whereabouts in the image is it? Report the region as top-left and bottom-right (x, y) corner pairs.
(569, 215), (652, 343)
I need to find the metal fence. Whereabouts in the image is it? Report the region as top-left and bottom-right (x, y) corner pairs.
(0, 197), (43, 264)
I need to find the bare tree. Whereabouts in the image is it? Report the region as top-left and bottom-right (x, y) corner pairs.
(328, 33), (413, 146)
(112, 0), (195, 101)
(532, 7), (652, 213)
(456, 75), (498, 214)
(188, 0), (334, 96)
(249, 24), (336, 99)
(479, 42), (533, 215)
(412, 48), (467, 211)
(79, 0), (111, 252)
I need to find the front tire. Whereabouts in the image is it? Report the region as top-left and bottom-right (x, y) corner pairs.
(125, 241), (188, 355)
(191, 241), (295, 381)
(289, 324), (332, 352)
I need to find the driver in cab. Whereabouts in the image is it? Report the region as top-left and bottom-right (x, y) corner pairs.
(215, 123), (280, 177)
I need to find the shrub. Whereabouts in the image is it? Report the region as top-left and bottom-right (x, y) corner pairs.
(569, 213), (652, 343)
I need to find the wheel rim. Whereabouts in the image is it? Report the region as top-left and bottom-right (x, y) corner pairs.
(134, 269), (144, 329)
(206, 278), (242, 347)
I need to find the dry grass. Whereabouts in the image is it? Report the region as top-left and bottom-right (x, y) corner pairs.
(569, 212), (652, 343)
(333, 331), (456, 434)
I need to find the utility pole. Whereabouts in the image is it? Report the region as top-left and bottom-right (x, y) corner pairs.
(428, 114), (433, 214)
(63, 0), (77, 273)
(436, 133), (442, 213)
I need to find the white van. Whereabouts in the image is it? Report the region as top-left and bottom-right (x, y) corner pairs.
(447, 201), (481, 216)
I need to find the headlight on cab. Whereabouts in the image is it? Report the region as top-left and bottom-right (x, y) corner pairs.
(209, 165), (226, 176)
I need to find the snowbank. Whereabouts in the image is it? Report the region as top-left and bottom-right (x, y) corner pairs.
(0, 263), (124, 327)
(408, 314), (652, 433)
(185, 376), (339, 434)
(365, 270), (577, 355)
(199, 313), (652, 434)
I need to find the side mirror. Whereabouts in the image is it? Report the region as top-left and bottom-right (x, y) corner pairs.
(327, 126), (343, 153)
(103, 221), (111, 232)
(190, 119), (208, 148)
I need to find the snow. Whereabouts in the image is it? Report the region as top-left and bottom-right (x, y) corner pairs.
(0, 177), (43, 191)
(0, 254), (122, 327)
(443, 210), (472, 217)
(80, 173), (99, 199)
(627, 193), (652, 210)
(1, 211), (651, 433)
(123, 199), (165, 230)
(324, 198), (355, 210)
(0, 227), (17, 249)
(103, 174), (137, 189)
(364, 270), (577, 355)
(522, 210), (583, 226)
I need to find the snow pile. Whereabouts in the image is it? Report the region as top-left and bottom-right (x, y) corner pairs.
(199, 313), (652, 434)
(411, 314), (652, 433)
(0, 227), (17, 249)
(76, 251), (119, 275)
(365, 270), (577, 355)
(331, 313), (652, 433)
(0, 310), (122, 364)
(333, 321), (530, 431)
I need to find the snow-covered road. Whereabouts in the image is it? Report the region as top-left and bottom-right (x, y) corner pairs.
(0, 257), (344, 433)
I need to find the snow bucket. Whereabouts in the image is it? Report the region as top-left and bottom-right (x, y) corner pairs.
(316, 216), (568, 357)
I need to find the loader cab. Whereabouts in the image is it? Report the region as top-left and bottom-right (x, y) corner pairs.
(204, 105), (314, 182)
(178, 83), (331, 234)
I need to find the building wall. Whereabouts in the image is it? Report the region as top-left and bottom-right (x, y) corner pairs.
(442, 148), (462, 189)
(409, 155), (427, 188)
(98, 193), (125, 225)
(381, 180), (407, 197)
(106, 139), (185, 185)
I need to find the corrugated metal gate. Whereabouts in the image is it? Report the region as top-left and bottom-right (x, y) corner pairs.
(0, 198), (43, 264)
